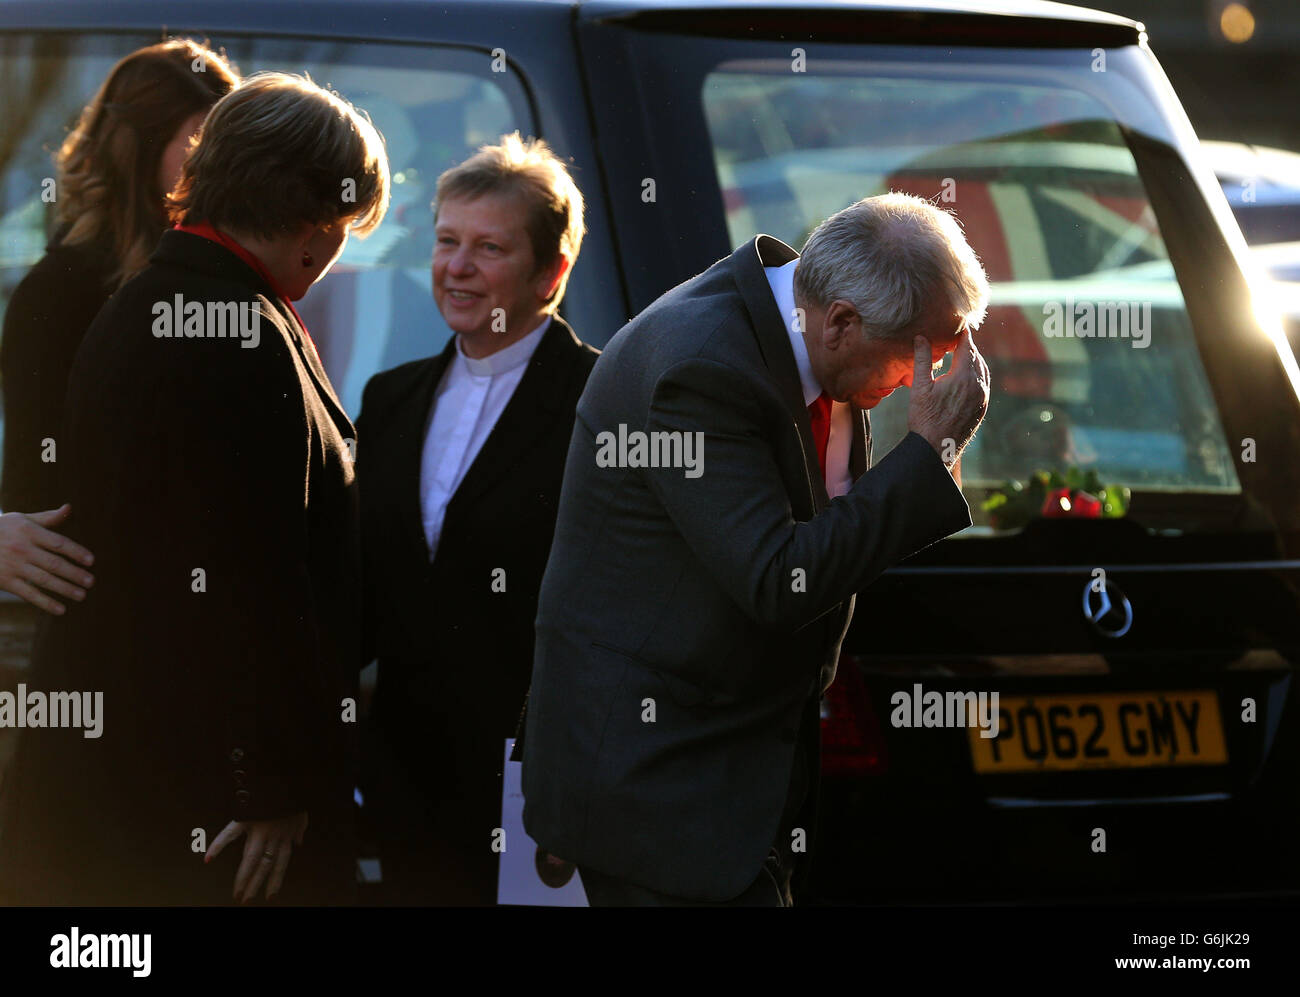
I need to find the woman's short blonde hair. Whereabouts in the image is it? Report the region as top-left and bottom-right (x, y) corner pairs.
(434, 132), (585, 310)
(168, 71), (389, 239)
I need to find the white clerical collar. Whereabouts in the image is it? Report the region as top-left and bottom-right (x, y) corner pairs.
(455, 314), (552, 377)
(764, 259), (822, 407)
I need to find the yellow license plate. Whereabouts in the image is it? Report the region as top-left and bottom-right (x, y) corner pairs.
(968, 691), (1227, 773)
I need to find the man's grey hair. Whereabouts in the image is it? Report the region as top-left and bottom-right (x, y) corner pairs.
(793, 192), (989, 339)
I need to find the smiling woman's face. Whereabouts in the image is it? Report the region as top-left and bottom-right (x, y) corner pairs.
(432, 190), (548, 344)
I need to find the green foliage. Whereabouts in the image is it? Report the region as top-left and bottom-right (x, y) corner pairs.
(980, 467), (1129, 530)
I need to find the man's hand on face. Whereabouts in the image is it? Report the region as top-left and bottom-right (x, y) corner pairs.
(906, 328), (990, 468)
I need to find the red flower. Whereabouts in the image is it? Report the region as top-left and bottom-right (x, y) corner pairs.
(1072, 490), (1103, 518)
(1041, 488), (1103, 519)
(1041, 487), (1073, 517)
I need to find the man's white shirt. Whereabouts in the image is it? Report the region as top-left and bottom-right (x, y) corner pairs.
(419, 315), (551, 557)
(764, 259), (853, 497)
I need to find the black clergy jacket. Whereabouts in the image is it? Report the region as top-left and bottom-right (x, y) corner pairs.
(356, 313), (598, 903)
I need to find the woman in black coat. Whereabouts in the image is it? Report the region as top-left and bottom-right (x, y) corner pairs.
(0, 39), (237, 614)
(0, 71), (390, 905)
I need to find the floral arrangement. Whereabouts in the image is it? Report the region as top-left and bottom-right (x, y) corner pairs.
(980, 467), (1129, 531)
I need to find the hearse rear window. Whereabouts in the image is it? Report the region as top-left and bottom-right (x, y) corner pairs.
(703, 60), (1244, 537)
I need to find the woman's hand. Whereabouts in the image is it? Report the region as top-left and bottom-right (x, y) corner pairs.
(0, 504), (95, 614)
(205, 811), (309, 903)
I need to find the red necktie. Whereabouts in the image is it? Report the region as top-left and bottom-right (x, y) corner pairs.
(807, 392), (832, 479)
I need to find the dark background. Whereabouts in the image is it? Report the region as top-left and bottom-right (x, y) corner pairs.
(1100, 0), (1298, 153)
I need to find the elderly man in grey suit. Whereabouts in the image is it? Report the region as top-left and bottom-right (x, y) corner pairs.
(520, 192), (992, 906)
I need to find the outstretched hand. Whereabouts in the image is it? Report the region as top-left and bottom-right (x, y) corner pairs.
(0, 504), (95, 614)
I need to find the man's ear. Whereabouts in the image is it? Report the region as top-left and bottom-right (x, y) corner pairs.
(537, 253), (572, 304)
(822, 300), (860, 351)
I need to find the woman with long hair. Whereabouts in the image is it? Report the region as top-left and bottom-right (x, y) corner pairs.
(0, 39), (238, 613)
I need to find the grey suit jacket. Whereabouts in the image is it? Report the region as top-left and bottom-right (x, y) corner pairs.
(521, 234), (971, 900)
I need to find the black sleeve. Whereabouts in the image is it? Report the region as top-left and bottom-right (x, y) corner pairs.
(155, 307), (333, 821)
(355, 372), (382, 670)
(1, 251), (111, 511)
(642, 357), (971, 632)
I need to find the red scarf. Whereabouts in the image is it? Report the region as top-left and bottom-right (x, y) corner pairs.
(173, 222), (315, 346)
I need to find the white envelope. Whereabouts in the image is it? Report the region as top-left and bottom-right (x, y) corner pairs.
(496, 738), (588, 906)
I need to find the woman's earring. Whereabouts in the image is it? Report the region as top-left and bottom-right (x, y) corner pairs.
(302, 251), (314, 268)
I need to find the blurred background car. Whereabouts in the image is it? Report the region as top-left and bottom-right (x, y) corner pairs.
(1203, 140), (1300, 352)
(1098, 0), (1300, 357)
